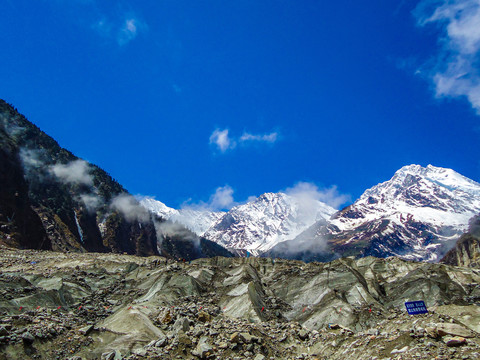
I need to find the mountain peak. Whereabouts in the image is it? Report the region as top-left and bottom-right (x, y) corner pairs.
(142, 191), (336, 253)
(389, 164), (480, 194)
(394, 164), (452, 178)
(267, 164), (480, 263)
(256, 192), (285, 202)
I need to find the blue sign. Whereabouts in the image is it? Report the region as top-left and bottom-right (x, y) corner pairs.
(405, 301), (428, 315)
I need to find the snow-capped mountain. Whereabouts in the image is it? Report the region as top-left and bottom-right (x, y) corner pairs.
(139, 197), (225, 235)
(141, 192), (336, 253)
(204, 192), (335, 252)
(269, 165), (480, 262)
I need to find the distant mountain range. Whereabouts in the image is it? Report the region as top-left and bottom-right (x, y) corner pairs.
(2, 99), (479, 264)
(0, 99), (231, 260)
(141, 192), (335, 254)
(268, 164), (480, 262)
(142, 165), (480, 263)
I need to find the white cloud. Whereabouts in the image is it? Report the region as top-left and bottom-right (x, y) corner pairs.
(209, 185), (235, 210)
(78, 193), (102, 212)
(92, 15), (146, 46)
(110, 193), (151, 222)
(118, 18), (141, 45)
(209, 128), (279, 153)
(285, 182), (350, 210)
(415, 0), (480, 113)
(240, 132), (278, 143)
(209, 129), (235, 152)
(50, 160), (94, 186)
(181, 185), (236, 211)
(19, 148), (45, 169)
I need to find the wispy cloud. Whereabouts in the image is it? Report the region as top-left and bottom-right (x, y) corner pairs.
(209, 128), (279, 153)
(209, 185), (235, 210)
(110, 193), (151, 222)
(181, 181), (349, 214)
(240, 132), (278, 143)
(50, 160), (94, 186)
(118, 18), (143, 45)
(415, 0), (480, 113)
(92, 15), (146, 46)
(182, 185), (236, 212)
(209, 129), (235, 152)
(78, 193), (102, 212)
(284, 182), (350, 210)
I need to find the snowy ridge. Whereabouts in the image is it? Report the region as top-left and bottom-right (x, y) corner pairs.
(139, 197), (225, 235)
(331, 164), (480, 233)
(285, 164), (480, 262)
(204, 192), (336, 252)
(141, 192), (336, 253)
(142, 165), (480, 262)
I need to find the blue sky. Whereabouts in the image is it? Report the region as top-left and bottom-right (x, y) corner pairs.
(1, 0), (480, 210)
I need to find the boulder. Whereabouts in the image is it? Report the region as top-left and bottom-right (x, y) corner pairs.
(192, 336), (213, 359)
(0, 327), (9, 336)
(78, 324), (94, 336)
(101, 352), (115, 360)
(436, 323), (474, 338)
(197, 310), (212, 323)
(444, 336), (467, 347)
(298, 329), (309, 340)
(21, 332), (35, 345)
(176, 330), (193, 347)
(159, 309), (173, 324)
(173, 317), (190, 333)
(230, 332), (241, 343)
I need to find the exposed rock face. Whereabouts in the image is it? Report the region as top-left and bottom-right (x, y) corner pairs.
(0, 142), (49, 250)
(0, 99), (157, 256)
(0, 100), (231, 260)
(442, 215), (480, 268)
(1, 247), (480, 359)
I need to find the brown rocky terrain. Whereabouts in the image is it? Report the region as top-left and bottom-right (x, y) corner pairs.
(1, 245), (480, 359)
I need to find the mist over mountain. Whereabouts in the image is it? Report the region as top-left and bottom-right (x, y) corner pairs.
(267, 165), (480, 262)
(0, 100), (231, 260)
(142, 191), (336, 255)
(142, 165), (480, 263)
(140, 197), (225, 236)
(2, 99), (480, 265)
(442, 214), (480, 268)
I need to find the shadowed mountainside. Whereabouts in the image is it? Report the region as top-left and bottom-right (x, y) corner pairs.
(0, 100), (231, 260)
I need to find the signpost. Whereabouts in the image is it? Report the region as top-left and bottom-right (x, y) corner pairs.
(405, 301), (428, 315)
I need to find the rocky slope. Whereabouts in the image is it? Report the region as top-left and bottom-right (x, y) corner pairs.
(268, 165), (480, 262)
(442, 215), (480, 268)
(1, 246), (480, 359)
(0, 100), (230, 260)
